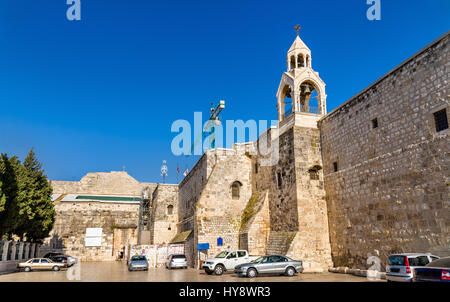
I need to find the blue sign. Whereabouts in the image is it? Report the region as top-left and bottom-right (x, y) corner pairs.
(217, 237), (223, 246)
(197, 243), (210, 250)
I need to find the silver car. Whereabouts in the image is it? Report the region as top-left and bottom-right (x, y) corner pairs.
(166, 254), (188, 269)
(128, 255), (149, 271)
(386, 253), (440, 282)
(235, 255), (303, 278)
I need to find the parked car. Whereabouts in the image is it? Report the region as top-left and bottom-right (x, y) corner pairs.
(48, 254), (78, 267)
(234, 255), (303, 278)
(165, 254), (188, 269)
(128, 255), (149, 271)
(202, 250), (260, 275)
(414, 257), (450, 282)
(386, 253), (440, 282)
(43, 252), (64, 259)
(18, 258), (67, 272)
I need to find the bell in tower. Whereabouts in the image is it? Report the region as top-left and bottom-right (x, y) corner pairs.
(276, 26), (327, 122)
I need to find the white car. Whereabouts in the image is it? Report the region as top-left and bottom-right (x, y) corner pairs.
(386, 253), (440, 282)
(202, 250), (260, 275)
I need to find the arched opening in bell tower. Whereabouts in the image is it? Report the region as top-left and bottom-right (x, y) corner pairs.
(299, 81), (319, 114)
(289, 56), (295, 70)
(297, 54), (305, 68)
(281, 85), (293, 118)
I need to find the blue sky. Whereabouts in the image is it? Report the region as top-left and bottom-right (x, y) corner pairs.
(0, 0), (449, 184)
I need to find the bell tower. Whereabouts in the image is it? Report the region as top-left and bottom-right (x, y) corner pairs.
(276, 26), (327, 122)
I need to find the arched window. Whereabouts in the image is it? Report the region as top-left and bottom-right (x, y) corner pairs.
(167, 205), (174, 215)
(297, 54), (305, 68)
(282, 85), (293, 118)
(231, 181), (242, 200)
(290, 56), (296, 70)
(300, 81), (319, 114)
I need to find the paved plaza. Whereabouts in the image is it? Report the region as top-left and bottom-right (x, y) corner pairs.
(0, 261), (384, 282)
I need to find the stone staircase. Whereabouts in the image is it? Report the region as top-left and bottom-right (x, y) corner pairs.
(265, 231), (297, 255)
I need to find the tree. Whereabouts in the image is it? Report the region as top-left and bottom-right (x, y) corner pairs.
(0, 153), (19, 239)
(20, 148), (55, 242)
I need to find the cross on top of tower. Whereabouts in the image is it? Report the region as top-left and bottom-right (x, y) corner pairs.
(294, 24), (301, 36)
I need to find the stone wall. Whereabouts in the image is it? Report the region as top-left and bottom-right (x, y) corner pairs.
(50, 201), (139, 261)
(0, 241), (40, 274)
(51, 171), (155, 195)
(47, 171), (157, 261)
(178, 154), (208, 266)
(319, 33), (450, 269)
(251, 116), (333, 272)
(178, 144), (254, 267)
(149, 184), (179, 244)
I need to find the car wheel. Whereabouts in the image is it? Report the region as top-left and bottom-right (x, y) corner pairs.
(285, 267), (295, 277)
(214, 265), (224, 276)
(24, 267), (31, 272)
(52, 266), (60, 271)
(247, 268), (257, 278)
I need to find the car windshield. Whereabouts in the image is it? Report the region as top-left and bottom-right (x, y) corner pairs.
(131, 256), (146, 261)
(215, 251), (228, 258)
(251, 257), (263, 263)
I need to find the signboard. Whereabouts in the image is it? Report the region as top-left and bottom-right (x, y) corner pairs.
(197, 243), (210, 250)
(217, 237), (223, 246)
(85, 228), (102, 247)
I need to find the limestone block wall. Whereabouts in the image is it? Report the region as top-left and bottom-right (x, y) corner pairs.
(252, 121), (333, 272)
(178, 154), (208, 266)
(49, 201), (139, 261)
(287, 125), (333, 271)
(195, 146), (253, 261)
(319, 33), (449, 269)
(51, 171), (156, 196)
(178, 144), (254, 266)
(150, 184), (179, 245)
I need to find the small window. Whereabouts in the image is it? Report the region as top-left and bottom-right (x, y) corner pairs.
(277, 172), (282, 188)
(333, 162), (338, 172)
(372, 118), (378, 129)
(254, 163), (258, 174)
(231, 181), (241, 200)
(433, 109), (448, 132)
(167, 205), (173, 215)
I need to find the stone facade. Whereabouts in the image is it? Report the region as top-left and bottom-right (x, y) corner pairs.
(148, 184), (179, 245)
(319, 32), (450, 269)
(48, 171), (178, 261)
(178, 144), (254, 266)
(45, 31), (449, 271)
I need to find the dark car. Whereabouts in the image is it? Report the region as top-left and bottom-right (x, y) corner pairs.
(414, 257), (450, 282)
(44, 253), (77, 267)
(43, 252), (64, 259)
